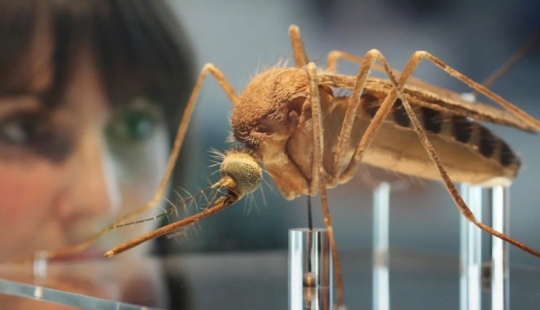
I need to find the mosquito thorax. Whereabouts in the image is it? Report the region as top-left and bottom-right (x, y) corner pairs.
(220, 150), (262, 196)
(231, 67), (309, 144)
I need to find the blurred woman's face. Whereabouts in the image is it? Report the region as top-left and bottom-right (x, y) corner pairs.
(0, 34), (170, 262)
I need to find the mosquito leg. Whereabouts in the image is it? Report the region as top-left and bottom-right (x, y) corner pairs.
(476, 28), (540, 91)
(289, 24), (318, 296)
(398, 80), (540, 259)
(325, 50), (456, 100)
(305, 62), (345, 308)
(19, 64), (239, 262)
(325, 50), (400, 186)
(322, 48), (540, 259)
(322, 47), (540, 184)
(326, 44), (540, 131)
(398, 51), (540, 130)
(111, 63), (238, 225)
(324, 49), (471, 186)
(289, 25), (309, 68)
(344, 49), (540, 259)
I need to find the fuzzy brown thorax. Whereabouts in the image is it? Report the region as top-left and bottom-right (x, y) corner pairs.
(230, 67), (310, 147)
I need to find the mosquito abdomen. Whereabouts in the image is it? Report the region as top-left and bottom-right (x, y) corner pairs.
(357, 93), (520, 186)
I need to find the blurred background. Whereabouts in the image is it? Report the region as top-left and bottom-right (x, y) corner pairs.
(158, 0), (540, 266)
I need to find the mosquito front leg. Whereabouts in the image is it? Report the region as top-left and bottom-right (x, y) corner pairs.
(398, 83), (540, 259)
(305, 62), (345, 308)
(110, 64), (238, 225)
(20, 64), (238, 262)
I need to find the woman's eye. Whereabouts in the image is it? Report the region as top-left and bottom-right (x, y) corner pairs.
(0, 114), (43, 146)
(107, 109), (158, 143)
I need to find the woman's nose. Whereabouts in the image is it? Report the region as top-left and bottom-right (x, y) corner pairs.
(56, 127), (122, 222)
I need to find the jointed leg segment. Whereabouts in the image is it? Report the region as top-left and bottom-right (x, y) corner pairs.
(289, 25), (308, 68)
(326, 50), (441, 92)
(305, 62), (345, 308)
(323, 48), (540, 258)
(399, 51), (540, 130)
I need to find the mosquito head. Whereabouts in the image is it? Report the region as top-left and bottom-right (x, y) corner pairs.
(220, 147), (263, 196)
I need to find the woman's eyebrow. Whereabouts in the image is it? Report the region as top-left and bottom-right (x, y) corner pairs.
(0, 92), (43, 116)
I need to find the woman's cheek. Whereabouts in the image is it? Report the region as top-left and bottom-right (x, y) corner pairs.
(0, 164), (56, 220)
(0, 163), (60, 259)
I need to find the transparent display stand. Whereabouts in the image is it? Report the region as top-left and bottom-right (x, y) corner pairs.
(288, 228), (332, 310)
(372, 183), (390, 310)
(366, 183), (510, 310)
(373, 183), (510, 310)
(0, 257), (165, 310)
(459, 185), (510, 310)
(460, 184), (483, 310)
(0, 185), (533, 310)
(286, 182), (512, 309)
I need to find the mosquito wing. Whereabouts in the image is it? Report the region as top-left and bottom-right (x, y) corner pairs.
(319, 73), (538, 133)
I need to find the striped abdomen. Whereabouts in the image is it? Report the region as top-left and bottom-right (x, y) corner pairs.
(355, 93), (520, 186)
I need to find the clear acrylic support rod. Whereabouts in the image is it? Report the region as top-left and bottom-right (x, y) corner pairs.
(460, 184), (483, 310)
(289, 228), (332, 310)
(491, 186), (509, 310)
(373, 182), (390, 310)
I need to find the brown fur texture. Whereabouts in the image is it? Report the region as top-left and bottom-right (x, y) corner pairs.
(231, 67), (309, 144)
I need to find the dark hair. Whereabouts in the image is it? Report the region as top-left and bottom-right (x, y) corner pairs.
(0, 0), (195, 136)
(0, 2), (196, 307)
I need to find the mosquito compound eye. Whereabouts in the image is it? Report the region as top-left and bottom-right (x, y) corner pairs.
(255, 124), (271, 134)
(220, 152), (263, 195)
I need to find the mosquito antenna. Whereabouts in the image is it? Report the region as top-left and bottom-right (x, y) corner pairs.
(475, 28), (540, 94)
(105, 185), (214, 230)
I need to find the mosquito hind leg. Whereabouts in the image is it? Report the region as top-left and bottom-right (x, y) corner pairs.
(305, 62), (345, 308)
(321, 48), (540, 259)
(388, 51), (540, 259)
(399, 51), (540, 130)
(398, 78), (540, 258)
